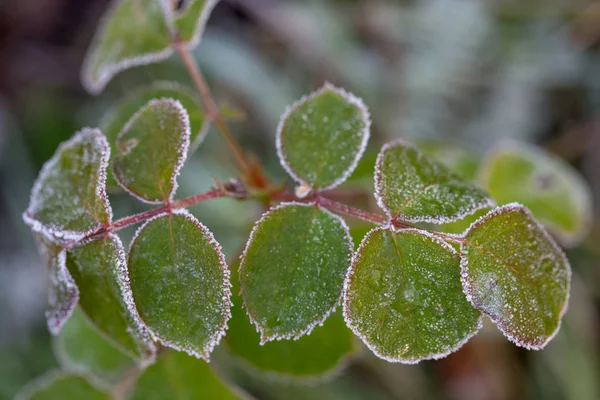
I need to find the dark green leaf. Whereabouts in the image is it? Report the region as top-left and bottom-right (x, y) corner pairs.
(344, 228), (481, 363)
(131, 349), (246, 400)
(461, 204), (571, 349)
(240, 203), (353, 342)
(23, 129), (112, 241)
(34, 233), (78, 335)
(67, 234), (155, 362)
(111, 98), (190, 203)
(101, 81), (208, 191)
(54, 308), (134, 386)
(375, 140), (493, 223)
(81, 0), (173, 94)
(276, 83), (370, 190)
(479, 143), (592, 246)
(128, 211), (231, 360)
(175, 0), (220, 47)
(17, 373), (108, 400)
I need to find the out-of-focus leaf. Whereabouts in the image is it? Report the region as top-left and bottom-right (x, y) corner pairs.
(344, 228), (481, 363)
(101, 81), (207, 190)
(23, 129), (111, 242)
(54, 308), (134, 386)
(175, 0), (220, 48)
(67, 234), (155, 362)
(81, 0), (173, 94)
(276, 83), (370, 190)
(375, 140), (493, 223)
(127, 211), (231, 360)
(239, 203), (353, 343)
(479, 142), (593, 246)
(16, 373), (108, 400)
(34, 234), (78, 335)
(131, 349), (246, 400)
(416, 140), (480, 181)
(111, 98), (190, 203)
(461, 204), (571, 349)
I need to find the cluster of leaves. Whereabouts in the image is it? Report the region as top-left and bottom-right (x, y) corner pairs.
(18, 0), (591, 398)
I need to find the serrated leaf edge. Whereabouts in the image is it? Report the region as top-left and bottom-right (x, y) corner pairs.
(239, 201), (354, 344)
(275, 82), (371, 191)
(112, 98), (191, 204)
(374, 139), (495, 224)
(343, 226), (483, 364)
(128, 209), (232, 361)
(459, 202), (571, 350)
(23, 128), (112, 243)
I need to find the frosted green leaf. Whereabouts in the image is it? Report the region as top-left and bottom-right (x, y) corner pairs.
(375, 140), (493, 223)
(23, 128), (112, 242)
(34, 233), (78, 335)
(111, 98), (190, 203)
(240, 202), (353, 343)
(67, 234), (155, 363)
(16, 373), (108, 400)
(101, 82), (208, 191)
(81, 0), (174, 94)
(131, 349), (247, 400)
(226, 266), (354, 379)
(417, 140), (480, 181)
(175, 0), (220, 48)
(344, 228), (481, 363)
(276, 83), (371, 190)
(479, 142), (592, 246)
(461, 204), (571, 349)
(54, 308), (135, 387)
(128, 210), (231, 360)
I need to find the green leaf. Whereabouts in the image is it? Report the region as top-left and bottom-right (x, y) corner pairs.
(111, 98), (190, 203)
(226, 266), (354, 379)
(276, 83), (371, 190)
(240, 202), (353, 343)
(34, 233), (78, 335)
(175, 0), (220, 47)
(101, 82), (208, 191)
(460, 204), (571, 349)
(67, 234), (155, 362)
(16, 373), (108, 400)
(343, 228), (481, 363)
(416, 140), (480, 181)
(54, 308), (135, 386)
(81, 0), (174, 94)
(375, 140), (493, 223)
(23, 128), (112, 241)
(128, 210), (231, 360)
(478, 142), (592, 246)
(131, 349), (246, 400)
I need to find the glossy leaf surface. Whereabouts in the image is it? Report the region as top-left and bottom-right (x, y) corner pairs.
(461, 204), (571, 349)
(344, 228), (481, 363)
(240, 203), (353, 342)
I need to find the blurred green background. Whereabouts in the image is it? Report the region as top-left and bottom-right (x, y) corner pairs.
(1, 0), (599, 399)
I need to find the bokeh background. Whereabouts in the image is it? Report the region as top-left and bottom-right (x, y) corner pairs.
(1, 0), (599, 399)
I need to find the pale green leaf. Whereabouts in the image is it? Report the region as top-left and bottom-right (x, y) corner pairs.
(111, 98), (190, 203)
(240, 202), (353, 343)
(344, 228), (481, 363)
(101, 81), (208, 191)
(127, 210), (231, 360)
(23, 128), (112, 242)
(67, 234), (155, 362)
(34, 233), (78, 335)
(175, 0), (220, 47)
(81, 0), (174, 94)
(16, 373), (108, 400)
(276, 83), (371, 190)
(131, 349), (247, 400)
(375, 140), (493, 223)
(54, 308), (135, 386)
(417, 140), (480, 181)
(461, 204), (571, 349)
(479, 142), (592, 246)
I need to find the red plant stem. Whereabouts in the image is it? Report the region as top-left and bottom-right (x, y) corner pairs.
(317, 196), (390, 226)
